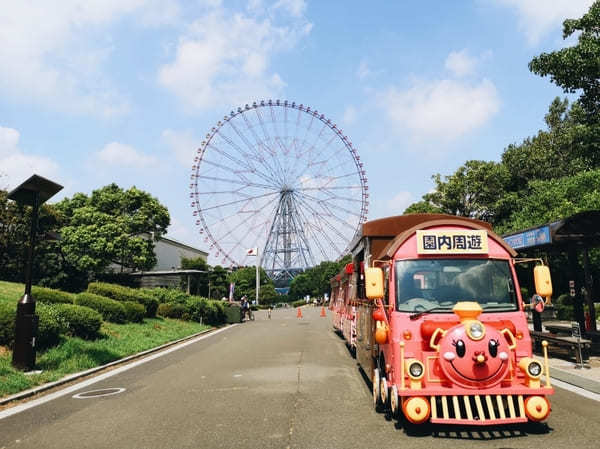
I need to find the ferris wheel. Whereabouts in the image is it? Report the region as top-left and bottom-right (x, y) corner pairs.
(190, 99), (368, 282)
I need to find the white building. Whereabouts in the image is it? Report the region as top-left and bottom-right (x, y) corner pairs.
(153, 235), (207, 270)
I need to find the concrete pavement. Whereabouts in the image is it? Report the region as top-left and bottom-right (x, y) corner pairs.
(1, 307), (600, 449)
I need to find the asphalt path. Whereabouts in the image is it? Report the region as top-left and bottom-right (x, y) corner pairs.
(1, 307), (600, 449)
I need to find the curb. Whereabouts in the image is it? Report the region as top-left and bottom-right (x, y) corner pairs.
(547, 365), (600, 395)
(0, 326), (219, 407)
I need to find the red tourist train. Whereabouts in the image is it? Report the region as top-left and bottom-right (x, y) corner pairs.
(330, 214), (554, 426)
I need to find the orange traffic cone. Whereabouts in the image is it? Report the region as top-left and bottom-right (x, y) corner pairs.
(320, 306), (326, 317)
(297, 307), (303, 319)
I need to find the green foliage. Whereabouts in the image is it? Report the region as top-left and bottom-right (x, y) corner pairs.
(529, 1), (600, 122)
(75, 292), (127, 323)
(185, 297), (226, 325)
(0, 302), (15, 346)
(208, 265), (229, 299)
(53, 304), (102, 339)
(87, 282), (158, 317)
(0, 303), (65, 349)
(122, 301), (145, 323)
(157, 302), (188, 319)
(32, 286), (74, 304)
(288, 256), (351, 300)
(35, 304), (67, 349)
(55, 183), (170, 274)
(292, 299), (306, 308)
(499, 169), (600, 234)
(180, 256), (209, 296)
(227, 266), (273, 300)
(142, 287), (189, 304)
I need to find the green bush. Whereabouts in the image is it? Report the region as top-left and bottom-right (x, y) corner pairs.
(292, 300), (306, 308)
(142, 287), (189, 304)
(0, 303), (16, 347)
(185, 297), (225, 325)
(53, 304), (102, 339)
(75, 292), (127, 323)
(36, 304), (67, 349)
(0, 303), (65, 349)
(87, 282), (158, 317)
(31, 286), (74, 304)
(224, 303), (241, 323)
(556, 304), (574, 320)
(555, 293), (572, 307)
(123, 301), (145, 323)
(157, 302), (188, 319)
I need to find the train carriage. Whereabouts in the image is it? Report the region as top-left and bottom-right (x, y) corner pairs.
(332, 214), (554, 426)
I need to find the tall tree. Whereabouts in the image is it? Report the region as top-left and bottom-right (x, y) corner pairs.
(55, 184), (170, 274)
(529, 1), (600, 122)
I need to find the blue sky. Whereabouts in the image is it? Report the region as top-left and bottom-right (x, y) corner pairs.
(0, 0), (594, 266)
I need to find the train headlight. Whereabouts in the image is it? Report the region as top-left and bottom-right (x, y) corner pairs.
(518, 357), (544, 385)
(528, 361), (543, 378)
(466, 321), (485, 340)
(408, 361), (424, 379)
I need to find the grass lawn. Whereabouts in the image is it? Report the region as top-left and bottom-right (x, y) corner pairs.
(0, 280), (210, 398)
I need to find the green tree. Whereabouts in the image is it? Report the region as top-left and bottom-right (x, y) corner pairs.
(227, 266), (274, 300)
(529, 1), (600, 121)
(55, 184), (170, 274)
(500, 169), (600, 234)
(404, 160), (510, 223)
(0, 190), (73, 289)
(209, 265), (229, 299)
(180, 256), (209, 296)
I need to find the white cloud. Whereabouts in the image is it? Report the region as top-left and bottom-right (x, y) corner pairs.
(162, 129), (201, 166)
(96, 142), (159, 168)
(158, 6), (311, 110)
(494, 0), (595, 44)
(0, 1), (178, 118)
(357, 60), (372, 80)
(273, 0), (307, 17)
(445, 49), (477, 77)
(381, 78), (500, 141)
(0, 126), (60, 191)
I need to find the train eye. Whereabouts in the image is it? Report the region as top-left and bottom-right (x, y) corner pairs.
(489, 339), (499, 357)
(455, 339), (465, 358)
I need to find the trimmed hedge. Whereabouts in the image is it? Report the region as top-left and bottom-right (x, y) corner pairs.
(87, 282), (158, 317)
(0, 303), (64, 349)
(186, 297), (226, 325)
(224, 303), (242, 323)
(75, 292), (127, 323)
(0, 303), (16, 347)
(31, 286), (74, 304)
(123, 301), (145, 323)
(292, 300), (306, 308)
(142, 287), (189, 304)
(157, 302), (188, 319)
(53, 304), (103, 339)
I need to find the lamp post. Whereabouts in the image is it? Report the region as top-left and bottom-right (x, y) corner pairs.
(8, 174), (63, 371)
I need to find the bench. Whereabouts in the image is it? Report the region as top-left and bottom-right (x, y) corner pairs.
(530, 330), (591, 363)
(543, 323), (572, 335)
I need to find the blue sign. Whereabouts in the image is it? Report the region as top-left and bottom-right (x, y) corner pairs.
(504, 226), (551, 250)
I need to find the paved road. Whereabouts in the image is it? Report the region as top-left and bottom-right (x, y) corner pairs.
(1, 307), (599, 449)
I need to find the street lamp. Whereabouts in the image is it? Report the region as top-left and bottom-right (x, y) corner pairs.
(8, 174), (63, 371)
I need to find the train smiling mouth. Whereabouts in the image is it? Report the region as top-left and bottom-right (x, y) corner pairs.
(450, 360), (505, 382)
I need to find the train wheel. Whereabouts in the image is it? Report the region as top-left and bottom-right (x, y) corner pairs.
(390, 385), (399, 419)
(373, 368), (381, 410)
(380, 376), (388, 407)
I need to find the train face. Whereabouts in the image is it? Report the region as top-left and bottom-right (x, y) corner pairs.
(336, 215), (554, 427)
